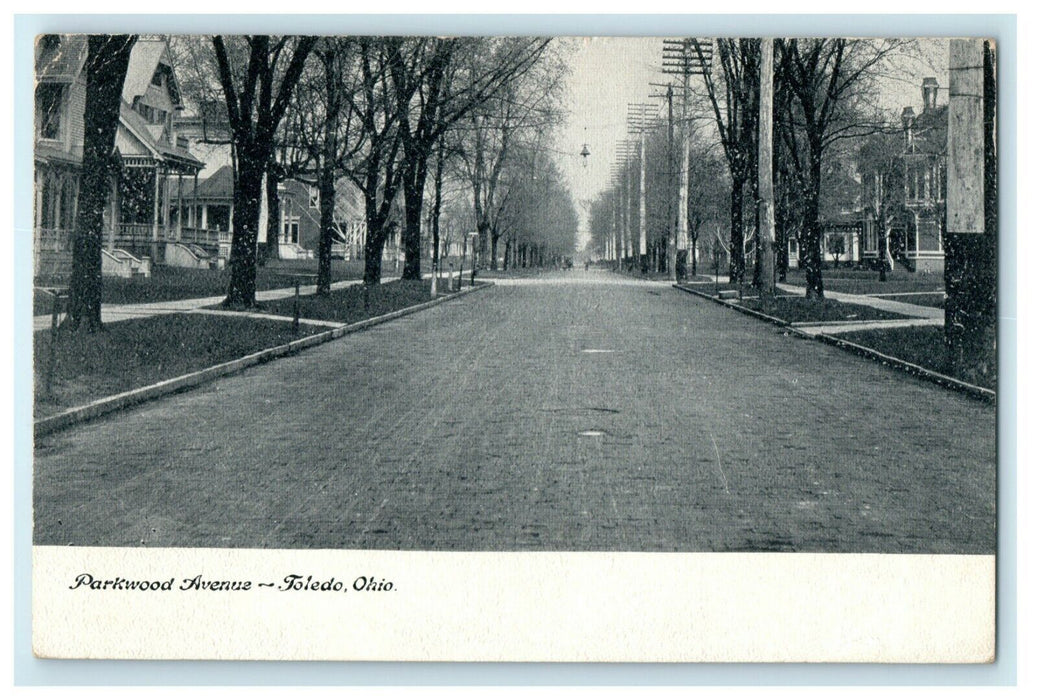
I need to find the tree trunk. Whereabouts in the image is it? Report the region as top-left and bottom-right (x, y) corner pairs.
(225, 149), (265, 307)
(364, 227), (385, 286)
(362, 187), (389, 287)
(490, 228), (501, 271)
(775, 180), (789, 282)
(401, 163), (427, 281)
(265, 168), (281, 262)
(316, 157), (336, 295)
(476, 221), (490, 271)
(729, 177), (745, 284)
(689, 230), (699, 277)
(801, 142), (825, 299)
(431, 138), (444, 276)
(66, 35), (136, 332)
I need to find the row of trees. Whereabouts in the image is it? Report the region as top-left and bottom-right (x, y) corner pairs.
(65, 34), (578, 329)
(192, 35), (568, 306)
(588, 125), (729, 278)
(589, 38), (908, 299)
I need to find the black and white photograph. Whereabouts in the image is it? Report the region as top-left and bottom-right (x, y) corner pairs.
(25, 24), (1003, 665)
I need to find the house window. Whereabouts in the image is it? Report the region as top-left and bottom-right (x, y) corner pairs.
(308, 186), (319, 209)
(207, 205), (231, 232)
(906, 218), (918, 253)
(864, 221), (878, 253)
(36, 83), (63, 141)
(283, 216), (300, 244)
(151, 68), (164, 87)
(917, 219), (941, 252)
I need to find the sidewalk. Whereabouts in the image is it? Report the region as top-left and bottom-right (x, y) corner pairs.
(791, 317), (943, 337)
(776, 282), (942, 320)
(32, 278), (380, 332)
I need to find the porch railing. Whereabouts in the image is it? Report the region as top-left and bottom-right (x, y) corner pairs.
(34, 227), (73, 281)
(179, 227), (231, 249)
(36, 227), (71, 252)
(113, 223), (154, 251)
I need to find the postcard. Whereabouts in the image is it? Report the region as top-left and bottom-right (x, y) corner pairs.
(29, 31), (998, 663)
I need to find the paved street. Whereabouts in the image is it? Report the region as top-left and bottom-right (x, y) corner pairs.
(33, 269), (996, 553)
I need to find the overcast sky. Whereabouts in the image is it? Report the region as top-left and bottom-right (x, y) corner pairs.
(555, 37), (950, 248)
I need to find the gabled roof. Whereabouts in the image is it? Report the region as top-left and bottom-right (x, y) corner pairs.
(122, 38), (182, 107)
(908, 105), (948, 156)
(119, 101), (203, 170)
(196, 164), (235, 199)
(35, 34), (87, 82)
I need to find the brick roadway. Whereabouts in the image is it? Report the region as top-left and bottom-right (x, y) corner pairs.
(33, 269), (996, 553)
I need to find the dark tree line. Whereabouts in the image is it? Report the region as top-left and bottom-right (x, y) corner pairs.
(61, 34), (571, 323)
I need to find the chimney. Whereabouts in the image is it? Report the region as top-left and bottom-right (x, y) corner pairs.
(901, 106), (916, 149)
(922, 77), (939, 113)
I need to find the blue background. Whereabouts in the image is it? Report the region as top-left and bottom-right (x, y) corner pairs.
(12, 13), (1018, 686)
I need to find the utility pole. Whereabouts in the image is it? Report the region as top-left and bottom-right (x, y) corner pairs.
(663, 38), (712, 281)
(616, 139), (637, 269)
(610, 168), (621, 270)
(628, 102), (654, 274)
(650, 81), (677, 277)
(757, 38), (776, 296)
(945, 38), (997, 385)
(666, 84), (675, 276)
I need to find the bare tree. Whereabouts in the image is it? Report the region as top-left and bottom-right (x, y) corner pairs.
(279, 39), (366, 294)
(341, 37), (408, 286)
(392, 37), (554, 280)
(776, 38), (906, 298)
(211, 34), (317, 307)
(65, 35), (137, 332)
(686, 139), (729, 277)
(693, 38), (760, 285)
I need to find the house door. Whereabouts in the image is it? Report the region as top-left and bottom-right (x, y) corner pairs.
(889, 227), (906, 262)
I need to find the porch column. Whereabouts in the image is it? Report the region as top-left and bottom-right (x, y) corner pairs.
(164, 170), (172, 241)
(177, 173), (184, 240)
(33, 170), (43, 272)
(106, 178), (117, 252)
(151, 167), (161, 261)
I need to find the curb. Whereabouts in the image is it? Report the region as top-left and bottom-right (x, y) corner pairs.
(673, 284), (995, 404)
(810, 332), (995, 403)
(34, 282), (492, 438)
(674, 284), (792, 329)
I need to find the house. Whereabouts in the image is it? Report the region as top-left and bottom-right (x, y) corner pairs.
(785, 213), (862, 269)
(33, 34), (204, 282)
(175, 106), (377, 264)
(860, 77), (947, 273)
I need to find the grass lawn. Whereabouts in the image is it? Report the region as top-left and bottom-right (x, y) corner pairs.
(739, 296), (909, 323)
(782, 269), (944, 296)
(33, 259), (366, 316)
(256, 279), (453, 324)
(34, 314), (322, 417)
(838, 325), (995, 391)
(676, 280), (797, 297)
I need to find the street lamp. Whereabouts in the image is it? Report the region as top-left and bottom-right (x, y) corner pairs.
(468, 231), (479, 287)
(458, 230), (479, 291)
